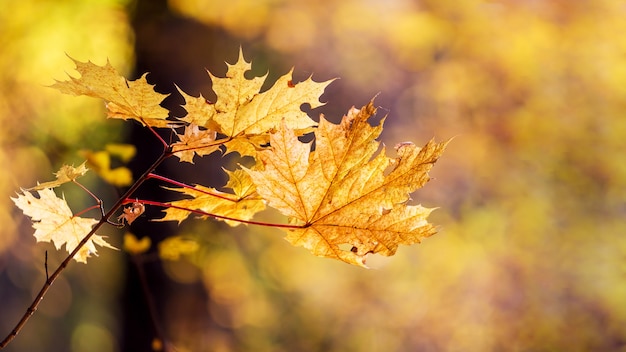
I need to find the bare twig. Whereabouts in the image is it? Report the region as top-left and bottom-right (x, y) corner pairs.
(147, 173), (236, 202)
(44, 251), (48, 282)
(130, 255), (171, 352)
(141, 118), (169, 150)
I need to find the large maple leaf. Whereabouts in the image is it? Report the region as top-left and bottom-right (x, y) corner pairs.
(178, 50), (333, 157)
(247, 101), (448, 267)
(12, 188), (115, 263)
(52, 57), (171, 127)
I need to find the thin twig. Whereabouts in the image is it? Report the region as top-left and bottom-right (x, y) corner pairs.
(135, 199), (306, 229)
(73, 180), (101, 203)
(0, 150), (171, 349)
(141, 118), (169, 150)
(44, 251), (48, 282)
(147, 173), (236, 202)
(73, 204), (103, 218)
(74, 180), (122, 227)
(131, 255), (170, 352)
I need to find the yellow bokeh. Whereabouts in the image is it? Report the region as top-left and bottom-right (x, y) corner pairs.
(5, 0), (626, 351)
(1, 0), (132, 351)
(123, 233), (151, 255)
(164, 0), (626, 350)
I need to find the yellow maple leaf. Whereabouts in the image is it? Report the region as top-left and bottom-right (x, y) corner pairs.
(52, 57), (172, 127)
(246, 101), (448, 267)
(159, 169), (265, 226)
(11, 188), (115, 263)
(176, 88), (219, 130)
(177, 49), (333, 157)
(159, 185), (265, 227)
(28, 162), (89, 191)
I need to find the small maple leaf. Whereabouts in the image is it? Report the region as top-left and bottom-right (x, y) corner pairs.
(118, 201), (146, 225)
(247, 100), (448, 267)
(52, 57), (172, 127)
(28, 163), (89, 191)
(171, 124), (220, 163)
(158, 169), (265, 226)
(176, 87), (219, 130)
(12, 188), (115, 263)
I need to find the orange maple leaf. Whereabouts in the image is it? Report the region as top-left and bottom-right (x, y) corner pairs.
(52, 57), (172, 127)
(118, 201), (146, 225)
(247, 101), (448, 267)
(12, 188), (115, 263)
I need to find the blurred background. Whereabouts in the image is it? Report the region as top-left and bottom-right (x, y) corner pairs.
(2, 0), (626, 351)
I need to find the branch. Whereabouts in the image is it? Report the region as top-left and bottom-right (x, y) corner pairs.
(0, 151), (171, 349)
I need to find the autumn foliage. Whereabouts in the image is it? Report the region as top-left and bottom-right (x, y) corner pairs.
(1, 49), (447, 348)
(10, 51), (446, 271)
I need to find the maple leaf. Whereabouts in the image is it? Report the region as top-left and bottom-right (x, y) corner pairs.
(176, 88), (220, 130)
(28, 163), (88, 191)
(118, 201), (146, 225)
(12, 188), (115, 263)
(171, 124), (220, 163)
(52, 57), (172, 127)
(246, 101), (448, 267)
(177, 49), (333, 157)
(159, 169), (265, 226)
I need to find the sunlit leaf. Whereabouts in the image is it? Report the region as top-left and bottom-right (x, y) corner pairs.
(52, 57), (173, 127)
(28, 162), (89, 191)
(247, 100), (448, 267)
(12, 188), (114, 263)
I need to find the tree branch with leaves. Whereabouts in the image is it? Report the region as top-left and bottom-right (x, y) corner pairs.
(1, 50), (447, 350)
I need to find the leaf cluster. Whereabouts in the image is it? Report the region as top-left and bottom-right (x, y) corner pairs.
(13, 51), (447, 267)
